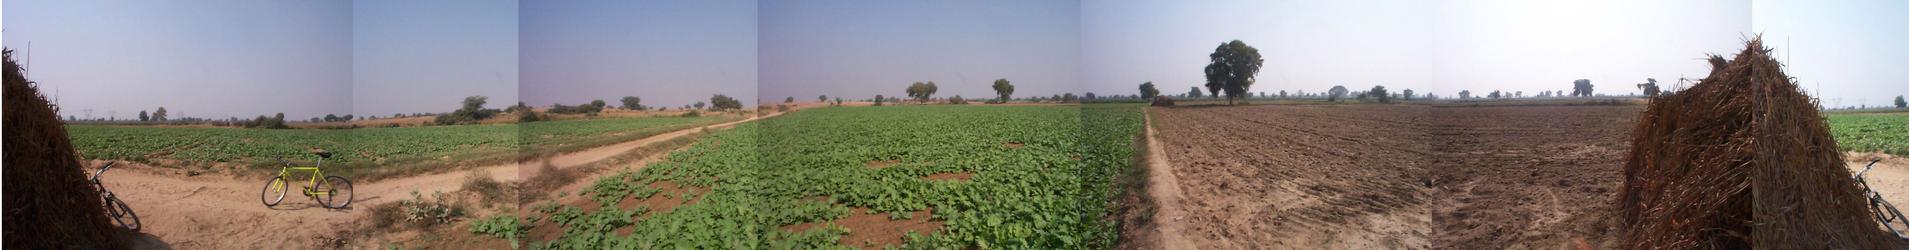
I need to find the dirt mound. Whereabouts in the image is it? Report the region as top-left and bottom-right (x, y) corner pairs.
(3, 48), (127, 248)
(1618, 38), (1894, 248)
(1150, 96), (1175, 107)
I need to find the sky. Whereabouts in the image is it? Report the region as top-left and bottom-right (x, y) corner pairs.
(1083, 0), (1751, 98)
(353, 0), (518, 117)
(759, 0), (1079, 102)
(520, 0), (757, 109)
(1754, 0), (1909, 108)
(3, 0), (351, 120)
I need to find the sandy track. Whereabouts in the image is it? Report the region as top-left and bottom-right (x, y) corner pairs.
(96, 114), (775, 249)
(1426, 105), (1639, 249)
(1139, 112), (1196, 249)
(1148, 105), (1433, 249)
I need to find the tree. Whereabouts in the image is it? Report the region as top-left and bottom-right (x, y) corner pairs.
(1279, 90), (1288, 98)
(1637, 78), (1661, 97)
(1458, 90), (1472, 99)
(138, 110), (150, 122)
(324, 114), (340, 122)
(786, 96), (795, 103)
(709, 94), (742, 110)
(1327, 85), (1349, 102)
(819, 95), (828, 103)
(152, 107), (168, 122)
(590, 99), (607, 109)
(1896, 95), (1906, 108)
(874, 94), (885, 106)
(1571, 79), (1594, 97)
(1370, 85), (1391, 103)
(621, 96), (643, 110)
(1203, 40), (1264, 105)
(1084, 92), (1097, 100)
(1189, 87), (1204, 98)
(992, 79), (1014, 102)
(1402, 89), (1415, 100)
(1139, 81), (1160, 99)
(834, 97), (843, 106)
(694, 102), (706, 110)
(905, 81), (939, 103)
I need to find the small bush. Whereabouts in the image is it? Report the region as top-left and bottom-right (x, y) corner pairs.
(682, 110), (701, 117)
(462, 170), (507, 205)
(370, 191), (467, 230)
(469, 215), (529, 249)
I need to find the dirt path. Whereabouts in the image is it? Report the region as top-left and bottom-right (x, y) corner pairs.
(97, 113), (778, 249)
(1140, 111), (1196, 249)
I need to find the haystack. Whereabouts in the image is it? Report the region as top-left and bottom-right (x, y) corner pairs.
(1618, 38), (1896, 248)
(1150, 96), (1175, 107)
(2, 48), (127, 248)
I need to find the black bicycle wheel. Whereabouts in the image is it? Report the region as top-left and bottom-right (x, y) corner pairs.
(317, 176), (353, 209)
(261, 176), (288, 207)
(1882, 201), (1909, 237)
(105, 196), (141, 232)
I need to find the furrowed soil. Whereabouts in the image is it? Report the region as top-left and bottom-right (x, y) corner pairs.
(1148, 105), (1434, 249)
(1427, 105), (1639, 249)
(1144, 104), (1641, 249)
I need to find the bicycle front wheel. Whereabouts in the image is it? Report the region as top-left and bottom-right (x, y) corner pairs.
(105, 196), (141, 232)
(261, 176), (288, 207)
(317, 176), (354, 209)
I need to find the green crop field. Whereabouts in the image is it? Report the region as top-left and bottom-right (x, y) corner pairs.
(65, 115), (733, 170)
(1829, 112), (1909, 156)
(525, 104), (1146, 249)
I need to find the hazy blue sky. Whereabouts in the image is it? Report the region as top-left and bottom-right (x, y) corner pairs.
(521, 0), (756, 109)
(1084, 0), (1750, 98)
(1755, 0), (1909, 108)
(759, 0), (1079, 102)
(4, 0), (350, 120)
(353, 0), (517, 117)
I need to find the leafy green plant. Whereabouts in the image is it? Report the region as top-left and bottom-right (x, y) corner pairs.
(469, 215), (530, 249)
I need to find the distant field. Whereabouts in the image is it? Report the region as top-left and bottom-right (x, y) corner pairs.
(1829, 112), (1909, 156)
(66, 115), (734, 170)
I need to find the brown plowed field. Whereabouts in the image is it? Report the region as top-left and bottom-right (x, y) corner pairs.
(1149, 105), (1434, 249)
(1427, 105), (1638, 249)
(1146, 104), (1642, 249)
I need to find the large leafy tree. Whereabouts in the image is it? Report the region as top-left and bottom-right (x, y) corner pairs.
(709, 94), (742, 110)
(1897, 95), (1906, 108)
(905, 81), (939, 102)
(1370, 85), (1390, 103)
(1139, 81), (1160, 99)
(621, 96), (643, 110)
(991, 79), (1014, 102)
(138, 110), (150, 122)
(1203, 40), (1264, 105)
(152, 107), (168, 122)
(1572, 79), (1595, 97)
(1189, 86), (1203, 98)
(1327, 85), (1349, 102)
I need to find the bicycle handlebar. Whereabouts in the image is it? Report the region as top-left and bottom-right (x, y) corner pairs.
(1858, 159), (1885, 180)
(92, 161), (117, 183)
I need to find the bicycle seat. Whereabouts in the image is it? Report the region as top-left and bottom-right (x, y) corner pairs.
(313, 151), (333, 159)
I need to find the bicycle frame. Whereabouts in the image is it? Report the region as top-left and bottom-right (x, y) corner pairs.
(272, 158), (334, 197)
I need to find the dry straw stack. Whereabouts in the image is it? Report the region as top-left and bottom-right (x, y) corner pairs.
(1619, 38), (1898, 249)
(2, 48), (127, 248)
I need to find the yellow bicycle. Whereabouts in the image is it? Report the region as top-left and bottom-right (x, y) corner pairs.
(260, 151), (353, 209)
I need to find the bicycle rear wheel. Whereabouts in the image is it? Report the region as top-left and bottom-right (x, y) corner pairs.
(317, 176), (354, 209)
(104, 195), (141, 232)
(1879, 199), (1909, 238)
(261, 176), (288, 207)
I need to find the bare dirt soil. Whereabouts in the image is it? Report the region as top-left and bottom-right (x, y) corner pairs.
(93, 115), (772, 249)
(1427, 105), (1640, 249)
(1148, 105), (1433, 249)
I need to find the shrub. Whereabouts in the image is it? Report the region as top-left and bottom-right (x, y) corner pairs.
(469, 215), (528, 249)
(372, 191), (467, 230)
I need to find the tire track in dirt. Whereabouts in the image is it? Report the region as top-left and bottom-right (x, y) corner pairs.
(94, 113), (777, 249)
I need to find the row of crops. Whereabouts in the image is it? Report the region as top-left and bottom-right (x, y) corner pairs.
(525, 104), (1147, 248)
(1829, 113), (1909, 156)
(64, 115), (733, 169)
